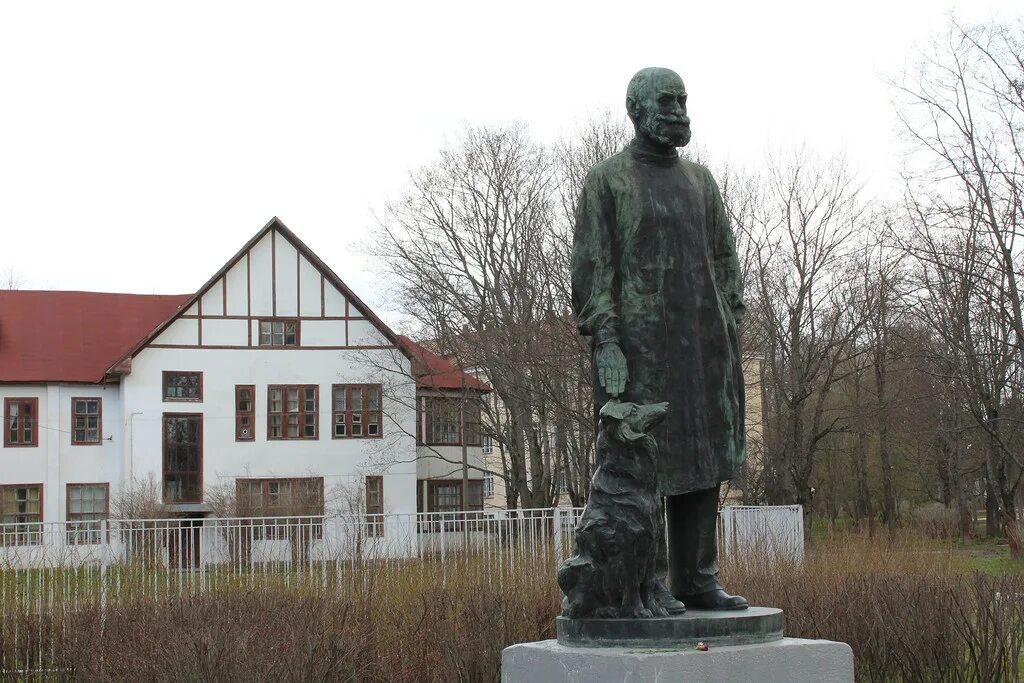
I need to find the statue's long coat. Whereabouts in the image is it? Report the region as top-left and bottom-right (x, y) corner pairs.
(571, 139), (746, 496)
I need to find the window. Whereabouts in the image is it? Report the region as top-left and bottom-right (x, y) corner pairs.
(423, 396), (482, 446)
(482, 434), (494, 455)
(268, 385), (318, 439)
(333, 384), (382, 438)
(426, 480), (484, 513)
(4, 398), (38, 447)
(67, 484), (108, 544)
(424, 397), (460, 445)
(483, 470), (495, 498)
(464, 400), (482, 446)
(259, 319), (299, 347)
(71, 398), (102, 445)
(236, 477), (324, 539)
(163, 414), (202, 502)
(163, 371), (202, 402)
(0, 485), (42, 546)
(235, 385), (255, 441)
(365, 476), (384, 538)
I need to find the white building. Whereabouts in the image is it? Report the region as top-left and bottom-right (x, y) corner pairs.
(0, 218), (488, 551)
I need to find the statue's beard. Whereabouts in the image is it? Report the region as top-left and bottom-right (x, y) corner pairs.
(637, 111), (691, 148)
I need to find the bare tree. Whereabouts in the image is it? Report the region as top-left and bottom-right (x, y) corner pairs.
(374, 124), (567, 508)
(1, 267), (24, 289)
(733, 149), (869, 529)
(894, 17), (1024, 555)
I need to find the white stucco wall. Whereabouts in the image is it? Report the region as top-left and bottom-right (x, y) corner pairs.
(122, 346), (418, 516)
(0, 383), (123, 524)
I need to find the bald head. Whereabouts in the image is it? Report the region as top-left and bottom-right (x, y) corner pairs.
(626, 67), (691, 149)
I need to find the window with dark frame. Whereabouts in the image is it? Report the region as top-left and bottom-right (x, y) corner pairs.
(426, 479), (484, 513)
(423, 396), (483, 446)
(163, 414), (202, 503)
(162, 371), (202, 402)
(67, 484), (108, 545)
(235, 477), (324, 539)
(268, 385), (318, 439)
(235, 385), (255, 441)
(463, 400), (482, 446)
(4, 398), (38, 447)
(332, 384), (382, 438)
(71, 398), (102, 445)
(365, 475), (384, 537)
(0, 485), (42, 546)
(424, 397), (461, 445)
(258, 319), (299, 347)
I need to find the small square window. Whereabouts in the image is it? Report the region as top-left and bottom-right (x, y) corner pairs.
(163, 372), (202, 402)
(259, 320), (299, 347)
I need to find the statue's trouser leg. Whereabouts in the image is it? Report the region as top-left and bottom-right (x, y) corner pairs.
(649, 498), (687, 614)
(665, 484), (721, 597)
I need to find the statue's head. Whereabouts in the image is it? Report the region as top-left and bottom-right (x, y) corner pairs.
(626, 67), (690, 148)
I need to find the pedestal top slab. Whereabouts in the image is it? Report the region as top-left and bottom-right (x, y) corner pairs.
(556, 606), (784, 648)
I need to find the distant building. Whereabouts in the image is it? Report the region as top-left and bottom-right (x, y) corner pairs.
(0, 218), (488, 547)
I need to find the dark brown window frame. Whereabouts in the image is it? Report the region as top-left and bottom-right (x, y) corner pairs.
(258, 318), (301, 347)
(162, 412), (203, 503)
(235, 384), (256, 441)
(66, 482), (110, 544)
(332, 384), (383, 439)
(162, 371), (203, 402)
(425, 479), (484, 513)
(267, 384), (319, 440)
(365, 475), (384, 538)
(0, 483), (43, 546)
(423, 396), (482, 447)
(71, 397), (103, 445)
(4, 397), (39, 447)
(235, 476), (324, 539)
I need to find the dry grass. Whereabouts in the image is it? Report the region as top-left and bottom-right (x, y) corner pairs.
(1, 535), (1022, 681)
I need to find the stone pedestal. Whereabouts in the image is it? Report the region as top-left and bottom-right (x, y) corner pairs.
(503, 607), (853, 682)
(501, 638), (854, 683)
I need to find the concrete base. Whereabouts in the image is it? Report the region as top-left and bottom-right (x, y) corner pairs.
(502, 638), (854, 683)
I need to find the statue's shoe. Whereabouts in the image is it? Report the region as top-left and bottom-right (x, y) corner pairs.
(650, 581), (687, 615)
(680, 588), (749, 610)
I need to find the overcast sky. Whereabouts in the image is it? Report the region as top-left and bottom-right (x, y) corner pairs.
(1, 1), (1019, 327)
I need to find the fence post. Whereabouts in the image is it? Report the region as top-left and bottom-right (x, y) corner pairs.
(553, 508), (564, 568)
(99, 519), (109, 619)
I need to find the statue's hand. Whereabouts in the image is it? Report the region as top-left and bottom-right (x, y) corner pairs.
(595, 342), (628, 397)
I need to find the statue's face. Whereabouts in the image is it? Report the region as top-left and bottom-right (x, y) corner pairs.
(631, 72), (691, 148)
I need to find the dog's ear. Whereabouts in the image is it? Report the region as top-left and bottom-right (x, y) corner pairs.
(600, 401), (647, 443)
(598, 399), (631, 426)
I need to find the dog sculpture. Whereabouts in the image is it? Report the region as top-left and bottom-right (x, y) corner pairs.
(558, 399), (670, 619)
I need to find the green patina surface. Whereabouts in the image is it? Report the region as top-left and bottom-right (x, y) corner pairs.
(571, 67), (746, 496)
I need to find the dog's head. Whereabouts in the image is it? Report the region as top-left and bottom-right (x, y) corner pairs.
(598, 399), (669, 443)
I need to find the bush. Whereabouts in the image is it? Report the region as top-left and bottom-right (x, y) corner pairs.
(1, 536), (1023, 681)
(909, 502), (962, 540)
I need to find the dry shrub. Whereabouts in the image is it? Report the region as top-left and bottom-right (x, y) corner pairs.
(909, 502), (962, 540)
(724, 532), (1024, 682)
(1, 536), (1022, 682)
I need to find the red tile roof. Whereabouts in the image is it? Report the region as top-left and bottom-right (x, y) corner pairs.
(0, 292), (488, 392)
(398, 335), (491, 392)
(0, 291), (189, 383)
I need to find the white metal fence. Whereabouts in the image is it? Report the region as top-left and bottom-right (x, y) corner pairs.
(0, 504), (802, 574)
(0, 505), (801, 675)
(720, 504), (805, 564)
